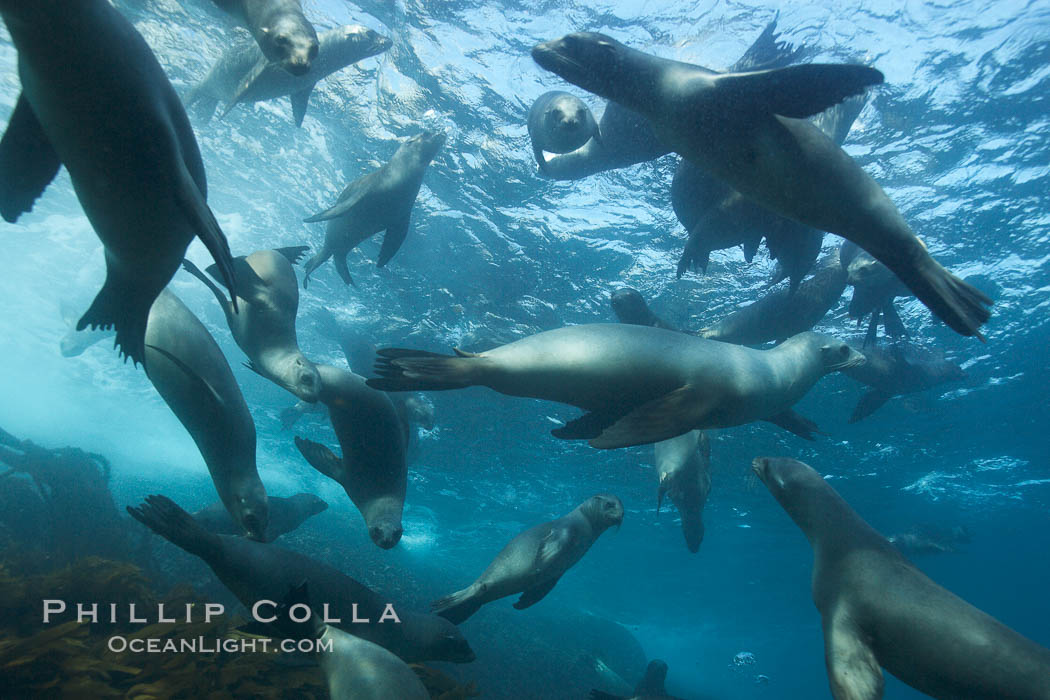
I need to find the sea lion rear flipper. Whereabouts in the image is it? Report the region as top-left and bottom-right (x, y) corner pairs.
(513, 576), (561, 610)
(204, 258), (268, 303)
(184, 258), (233, 308)
(589, 386), (705, 449)
(377, 217), (411, 268)
(551, 410), (623, 440)
(849, 391), (892, 423)
(824, 612), (884, 700)
(0, 93), (62, 223)
(763, 409), (826, 440)
(714, 64), (884, 120)
(77, 277), (153, 366)
(126, 494), (219, 560)
(293, 436), (344, 482)
(175, 161), (239, 313)
(432, 586), (484, 625)
(274, 245), (311, 265)
(290, 84), (315, 128)
(333, 253), (356, 287)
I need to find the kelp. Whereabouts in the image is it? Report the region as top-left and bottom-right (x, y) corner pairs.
(0, 557), (477, 698)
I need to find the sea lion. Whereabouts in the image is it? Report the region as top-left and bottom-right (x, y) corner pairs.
(752, 456), (1050, 699)
(58, 300), (114, 358)
(210, 0), (318, 76)
(528, 91), (601, 165)
(301, 130), (446, 287)
(590, 658), (685, 700)
(840, 241), (911, 345)
(294, 363), (407, 549)
(192, 492), (327, 542)
(273, 582), (430, 700)
(655, 430), (711, 553)
(699, 247), (848, 345)
(531, 34), (992, 338)
(127, 494), (475, 663)
(185, 25), (390, 125)
(181, 247), (321, 402)
(537, 18), (803, 181)
(673, 96), (863, 292)
(610, 288), (678, 331)
(432, 494), (625, 624)
(367, 324), (864, 449)
(841, 342), (966, 422)
(143, 289), (268, 540)
(0, 0), (237, 365)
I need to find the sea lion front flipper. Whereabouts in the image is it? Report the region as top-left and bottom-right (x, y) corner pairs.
(589, 386), (705, 449)
(824, 611), (884, 700)
(222, 55), (272, 119)
(376, 216), (410, 267)
(849, 391), (893, 423)
(881, 301), (908, 339)
(551, 410), (624, 440)
(333, 253), (356, 287)
(290, 84), (315, 128)
(204, 257), (268, 303)
(714, 64), (884, 120)
(293, 436), (344, 482)
(863, 309), (881, 348)
(763, 409), (826, 440)
(513, 575), (561, 610)
(184, 258), (233, 309)
(274, 245), (312, 265)
(0, 93), (62, 223)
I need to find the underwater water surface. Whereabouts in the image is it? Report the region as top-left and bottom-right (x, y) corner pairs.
(1, 0), (1048, 698)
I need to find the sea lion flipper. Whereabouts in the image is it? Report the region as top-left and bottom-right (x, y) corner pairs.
(174, 162), (239, 313)
(849, 391), (892, 423)
(0, 93), (62, 223)
(824, 612), (884, 700)
(589, 386), (704, 449)
(333, 253), (356, 287)
(882, 301), (908, 339)
(863, 309), (881, 348)
(763, 409), (825, 440)
(184, 258), (233, 308)
(293, 436), (344, 481)
(290, 85), (315, 128)
(714, 64), (884, 120)
(274, 245), (312, 265)
(513, 576), (560, 610)
(222, 55), (271, 120)
(376, 217), (410, 268)
(551, 410), (622, 440)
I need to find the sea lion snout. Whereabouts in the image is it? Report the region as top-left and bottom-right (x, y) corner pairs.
(369, 522), (404, 549)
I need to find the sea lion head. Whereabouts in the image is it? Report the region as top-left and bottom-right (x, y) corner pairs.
(405, 129), (448, 164)
(338, 25), (392, 59)
(422, 619), (476, 663)
(366, 510), (404, 549)
(262, 17), (319, 75)
(230, 485), (270, 542)
(284, 354), (322, 402)
(532, 33), (627, 97)
(543, 93), (596, 153)
(610, 287), (654, 326)
(403, 395), (436, 430)
(799, 332), (866, 372)
(583, 493), (625, 531)
(751, 456), (819, 501)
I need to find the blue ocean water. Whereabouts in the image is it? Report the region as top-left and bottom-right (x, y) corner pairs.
(1, 0), (1048, 698)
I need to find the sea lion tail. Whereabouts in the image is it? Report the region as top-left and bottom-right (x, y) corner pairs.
(431, 587), (483, 625)
(908, 260), (992, 339)
(76, 279), (152, 367)
(126, 494), (220, 560)
(366, 349), (478, 391)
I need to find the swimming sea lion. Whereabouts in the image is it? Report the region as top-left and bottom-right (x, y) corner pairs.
(531, 33), (992, 338)
(528, 91), (601, 167)
(186, 25), (390, 125)
(181, 247), (321, 402)
(367, 324), (864, 449)
(58, 300), (114, 358)
(538, 18), (803, 181)
(294, 363), (407, 549)
(273, 582), (430, 700)
(840, 241), (911, 345)
(127, 494), (475, 663)
(610, 288), (678, 331)
(143, 289), (267, 540)
(841, 342), (966, 422)
(0, 0), (237, 365)
(699, 248), (848, 345)
(432, 494), (624, 624)
(192, 492), (327, 542)
(301, 130), (446, 287)
(210, 0), (318, 76)
(655, 430), (711, 553)
(751, 456), (1050, 699)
